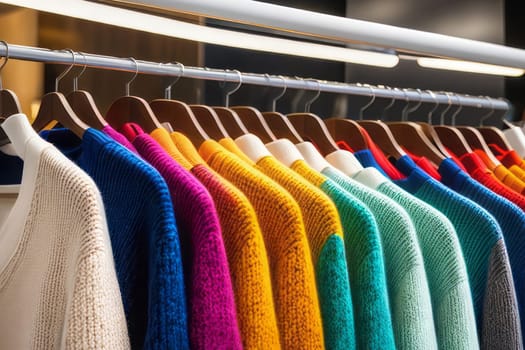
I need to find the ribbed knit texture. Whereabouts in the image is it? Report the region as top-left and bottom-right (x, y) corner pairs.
(460, 152), (525, 211)
(121, 125), (241, 350)
(404, 149), (442, 181)
(40, 128), (188, 349)
(156, 129), (281, 349)
(493, 164), (525, 194)
(102, 124), (139, 154)
(289, 160), (395, 349)
(200, 140), (325, 349)
(374, 179), (478, 349)
(0, 139), (129, 349)
(251, 155), (355, 350)
(301, 163), (437, 350)
(394, 155), (522, 349)
(440, 157), (525, 337)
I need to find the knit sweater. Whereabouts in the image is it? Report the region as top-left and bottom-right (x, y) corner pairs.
(200, 140), (325, 349)
(40, 127), (189, 349)
(0, 114), (129, 349)
(236, 135), (355, 350)
(440, 157), (525, 337)
(352, 167), (478, 349)
(156, 129), (280, 349)
(102, 124), (138, 154)
(118, 124), (241, 349)
(394, 155), (522, 349)
(285, 159), (395, 350)
(460, 152), (525, 211)
(296, 161), (437, 350)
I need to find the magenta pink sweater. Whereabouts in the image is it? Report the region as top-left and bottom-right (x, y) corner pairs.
(120, 123), (242, 350)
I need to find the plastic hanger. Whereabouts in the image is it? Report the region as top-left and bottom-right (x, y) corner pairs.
(0, 41), (22, 147)
(287, 78), (339, 155)
(434, 93), (473, 157)
(149, 62), (209, 146)
(387, 88), (447, 165)
(106, 57), (162, 133)
(66, 51), (107, 130)
(356, 84), (406, 159)
(477, 96), (512, 151)
(32, 49), (89, 138)
(261, 75), (304, 143)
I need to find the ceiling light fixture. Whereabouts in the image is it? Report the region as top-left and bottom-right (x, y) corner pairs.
(416, 57), (524, 77)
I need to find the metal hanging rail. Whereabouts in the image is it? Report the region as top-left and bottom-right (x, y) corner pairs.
(0, 43), (509, 111)
(121, 0), (525, 70)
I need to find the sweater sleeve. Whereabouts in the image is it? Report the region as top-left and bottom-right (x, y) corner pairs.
(482, 239), (523, 350)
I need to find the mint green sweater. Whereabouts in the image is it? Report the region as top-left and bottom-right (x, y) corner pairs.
(372, 179), (479, 349)
(322, 166), (438, 350)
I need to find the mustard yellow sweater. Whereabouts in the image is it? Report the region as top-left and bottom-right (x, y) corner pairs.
(199, 140), (325, 349)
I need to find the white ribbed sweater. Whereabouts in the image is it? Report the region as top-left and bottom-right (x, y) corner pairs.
(0, 114), (130, 349)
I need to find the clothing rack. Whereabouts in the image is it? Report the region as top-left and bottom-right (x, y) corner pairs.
(0, 43), (509, 111)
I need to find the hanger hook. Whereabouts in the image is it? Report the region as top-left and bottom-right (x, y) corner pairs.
(404, 88), (423, 121)
(440, 92), (453, 125)
(267, 74), (287, 112)
(426, 90), (439, 124)
(125, 57), (139, 96)
(163, 61), (185, 99)
(55, 48), (76, 93)
(221, 69), (242, 107)
(479, 96), (494, 126)
(380, 86), (396, 121)
(451, 93), (463, 126)
(304, 78), (321, 112)
(73, 51), (88, 91)
(0, 40), (9, 90)
(359, 84), (376, 120)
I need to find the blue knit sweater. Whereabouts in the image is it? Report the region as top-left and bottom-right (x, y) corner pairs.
(439, 157), (525, 335)
(40, 128), (189, 349)
(392, 155), (521, 349)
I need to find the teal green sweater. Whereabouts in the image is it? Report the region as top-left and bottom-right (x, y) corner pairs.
(354, 169), (479, 349)
(321, 166), (438, 350)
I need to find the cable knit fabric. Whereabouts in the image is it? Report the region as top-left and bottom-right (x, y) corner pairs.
(0, 126), (129, 349)
(460, 152), (525, 211)
(292, 161), (395, 350)
(440, 157), (525, 337)
(199, 140), (325, 349)
(40, 128), (188, 349)
(250, 155), (355, 350)
(372, 178), (479, 349)
(156, 129), (281, 349)
(120, 125), (241, 350)
(300, 163), (437, 350)
(394, 155), (522, 350)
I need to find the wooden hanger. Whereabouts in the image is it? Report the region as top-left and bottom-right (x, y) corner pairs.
(324, 118), (367, 151)
(355, 85), (405, 159)
(261, 75), (304, 143)
(457, 126), (501, 167)
(433, 93), (473, 157)
(105, 58), (162, 134)
(0, 42), (22, 147)
(32, 49), (89, 138)
(66, 52), (107, 130)
(190, 105), (229, 140)
(213, 107), (248, 139)
(476, 97), (512, 151)
(232, 106), (276, 143)
(149, 62), (209, 146)
(287, 79), (339, 155)
(387, 89), (446, 165)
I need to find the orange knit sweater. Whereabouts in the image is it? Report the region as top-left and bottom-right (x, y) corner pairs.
(199, 140), (325, 349)
(151, 129), (281, 349)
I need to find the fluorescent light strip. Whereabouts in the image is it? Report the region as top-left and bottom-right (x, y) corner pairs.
(417, 57), (524, 77)
(0, 0), (399, 67)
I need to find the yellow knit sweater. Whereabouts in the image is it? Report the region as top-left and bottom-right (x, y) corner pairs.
(199, 140), (325, 349)
(151, 129), (281, 349)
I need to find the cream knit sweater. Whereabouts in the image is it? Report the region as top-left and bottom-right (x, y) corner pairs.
(0, 114), (130, 349)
